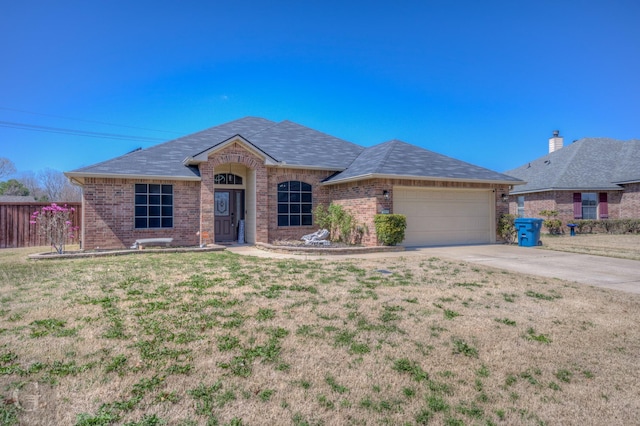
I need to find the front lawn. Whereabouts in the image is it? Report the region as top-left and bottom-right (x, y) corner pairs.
(540, 233), (640, 261)
(1, 248), (639, 425)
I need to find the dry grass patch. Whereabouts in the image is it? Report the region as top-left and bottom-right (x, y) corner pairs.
(540, 233), (640, 260)
(1, 249), (639, 425)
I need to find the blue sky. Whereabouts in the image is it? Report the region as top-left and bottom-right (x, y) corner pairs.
(1, 1), (638, 177)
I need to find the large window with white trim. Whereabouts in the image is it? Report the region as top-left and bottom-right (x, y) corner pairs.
(134, 184), (173, 228)
(581, 192), (597, 220)
(277, 181), (312, 226)
(517, 196), (525, 218)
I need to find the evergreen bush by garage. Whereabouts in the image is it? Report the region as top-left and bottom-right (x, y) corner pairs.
(374, 214), (406, 246)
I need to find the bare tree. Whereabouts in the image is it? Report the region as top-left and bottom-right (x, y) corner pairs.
(60, 179), (82, 202)
(0, 157), (16, 179)
(39, 168), (81, 202)
(19, 171), (47, 200)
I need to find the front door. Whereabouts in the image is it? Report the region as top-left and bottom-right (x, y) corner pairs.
(214, 190), (244, 242)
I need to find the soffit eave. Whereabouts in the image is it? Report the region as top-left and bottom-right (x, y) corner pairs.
(612, 179), (640, 185)
(321, 173), (524, 186)
(269, 163), (345, 172)
(64, 172), (201, 185)
(510, 186), (624, 195)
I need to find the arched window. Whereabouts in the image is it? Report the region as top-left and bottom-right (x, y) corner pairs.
(214, 173), (243, 185)
(277, 181), (312, 226)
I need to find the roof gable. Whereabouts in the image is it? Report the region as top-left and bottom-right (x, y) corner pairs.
(187, 135), (279, 165)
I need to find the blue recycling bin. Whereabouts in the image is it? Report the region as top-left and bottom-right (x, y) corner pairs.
(514, 218), (543, 247)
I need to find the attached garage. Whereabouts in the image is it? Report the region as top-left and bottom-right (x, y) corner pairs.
(393, 187), (495, 246)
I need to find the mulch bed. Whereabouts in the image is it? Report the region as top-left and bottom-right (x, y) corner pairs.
(27, 245), (226, 260)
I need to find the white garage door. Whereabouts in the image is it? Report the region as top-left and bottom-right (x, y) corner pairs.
(393, 187), (494, 246)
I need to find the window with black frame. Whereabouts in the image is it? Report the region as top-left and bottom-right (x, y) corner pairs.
(134, 184), (173, 228)
(214, 173), (243, 185)
(277, 181), (312, 226)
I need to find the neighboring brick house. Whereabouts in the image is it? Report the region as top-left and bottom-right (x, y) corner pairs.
(505, 131), (640, 226)
(66, 117), (521, 249)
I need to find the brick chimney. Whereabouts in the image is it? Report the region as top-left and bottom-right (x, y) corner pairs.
(548, 130), (563, 153)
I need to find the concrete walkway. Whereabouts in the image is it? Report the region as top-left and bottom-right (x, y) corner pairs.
(227, 244), (640, 295)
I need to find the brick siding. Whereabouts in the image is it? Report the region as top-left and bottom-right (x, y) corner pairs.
(509, 185), (640, 232)
(82, 178), (200, 249)
(327, 179), (389, 246)
(329, 179), (509, 245)
(620, 183), (640, 218)
(267, 167), (334, 242)
(82, 156), (510, 249)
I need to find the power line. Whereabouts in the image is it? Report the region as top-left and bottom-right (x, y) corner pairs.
(0, 106), (183, 135)
(0, 120), (167, 143)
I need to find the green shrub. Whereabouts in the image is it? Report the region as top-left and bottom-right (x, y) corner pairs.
(574, 219), (640, 234)
(539, 210), (563, 234)
(314, 203), (368, 244)
(498, 214), (516, 244)
(575, 219), (596, 233)
(374, 214), (406, 246)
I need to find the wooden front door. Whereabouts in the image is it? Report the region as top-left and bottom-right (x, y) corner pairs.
(214, 190), (244, 242)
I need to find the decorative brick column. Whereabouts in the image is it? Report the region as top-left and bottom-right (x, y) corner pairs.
(199, 161), (215, 245)
(254, 165), (269, 243)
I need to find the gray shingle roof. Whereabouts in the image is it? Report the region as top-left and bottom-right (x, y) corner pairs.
(325, 140), (522, 184)
(614, 139), (640, 183)
(70, 117), (276, 179)
(68, 117), (520, 184)
(505, 138), (640, 194)
(243, 120), (364, 169)
(0, 195), (37, 203)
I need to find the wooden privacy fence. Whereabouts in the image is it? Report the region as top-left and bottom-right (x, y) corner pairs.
(0, 202), (82, 249)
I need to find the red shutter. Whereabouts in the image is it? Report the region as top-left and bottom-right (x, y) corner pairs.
(573, 193), (582, 219)
(599, 193), (608, 219)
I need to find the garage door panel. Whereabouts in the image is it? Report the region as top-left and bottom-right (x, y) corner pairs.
(394, 188), (493, 246)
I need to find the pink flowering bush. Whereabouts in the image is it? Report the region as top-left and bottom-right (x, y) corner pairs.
(30, 203), (79, 254)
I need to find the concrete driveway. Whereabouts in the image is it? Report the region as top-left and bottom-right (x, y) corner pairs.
(228, 244), (640, 295)
(402, 245), (640, 294)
